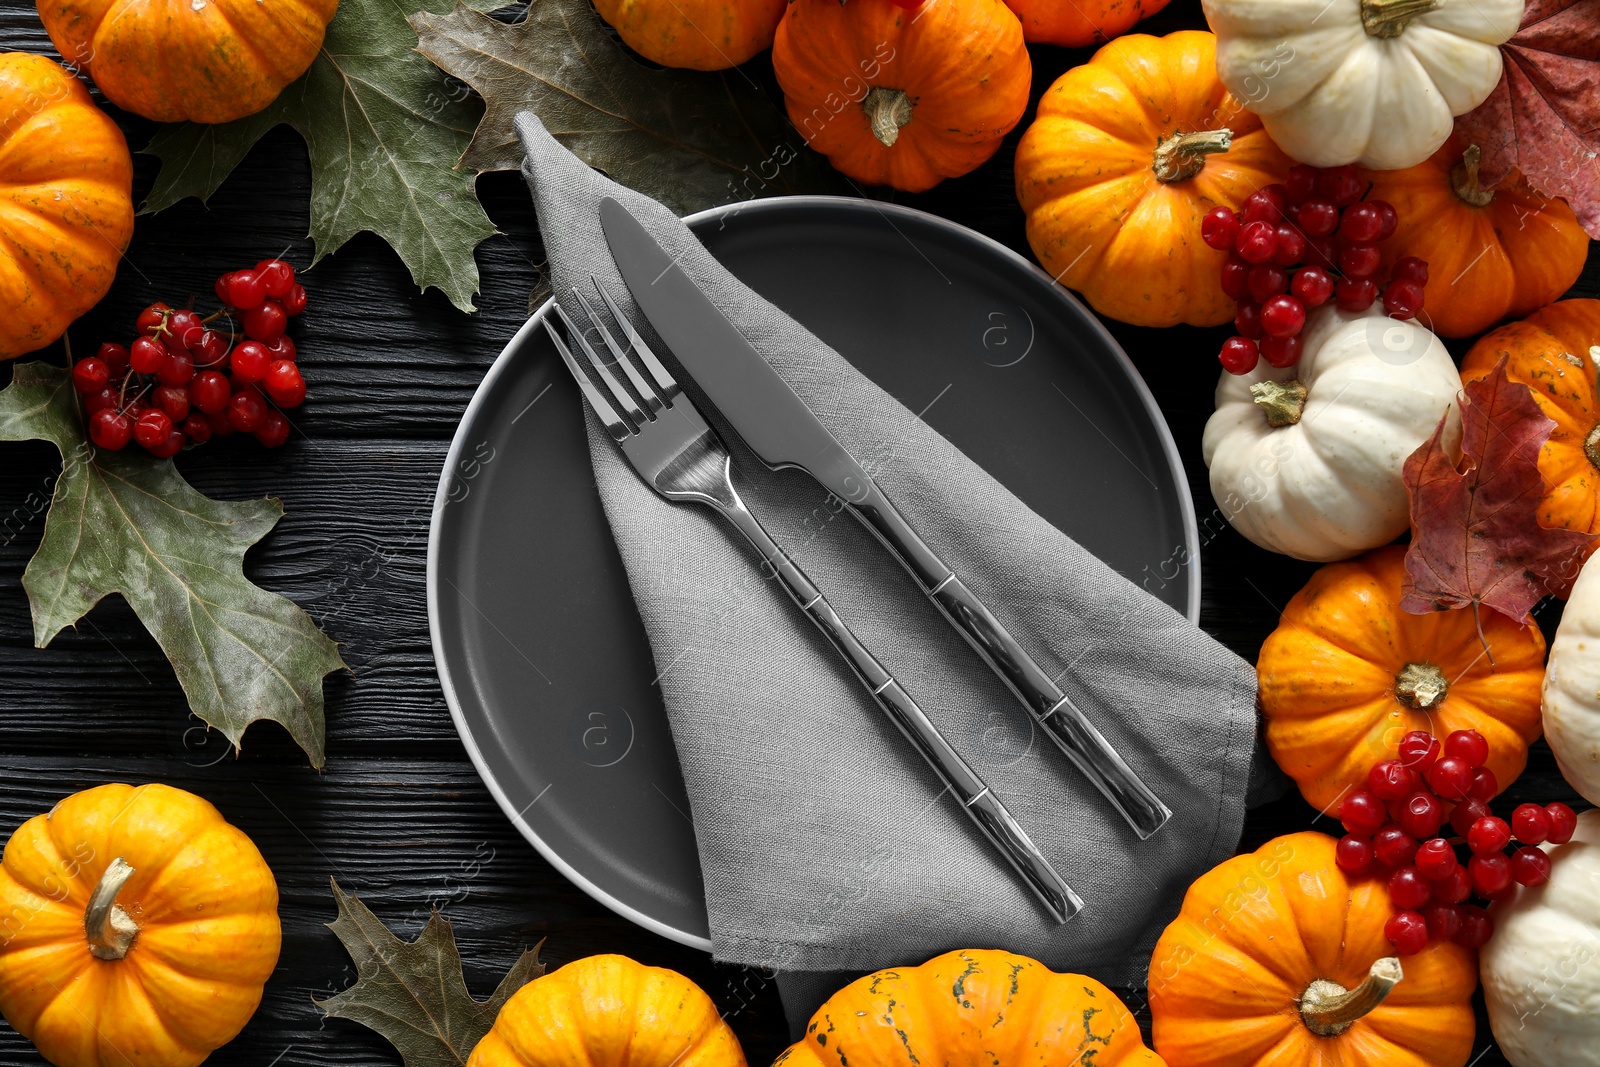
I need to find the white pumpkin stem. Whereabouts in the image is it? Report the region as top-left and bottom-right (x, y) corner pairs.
(1300, 957), (1403, 1037)
(1361, 0), (1443, 37)
(1249, 379), (1308, 427)
(1394, 662), (1448, 709)
(85, 857), (140, 961)
(863, 87), (914, 148)
(1152, 129), (1233, 183)
(1451, 145), (1496, 208)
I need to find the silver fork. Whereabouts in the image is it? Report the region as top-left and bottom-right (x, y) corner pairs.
(545, 280), (1082, 924)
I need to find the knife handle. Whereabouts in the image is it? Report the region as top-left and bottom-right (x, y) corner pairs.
(714, 492), (1082, 924)
(849, 487), (1173, 840)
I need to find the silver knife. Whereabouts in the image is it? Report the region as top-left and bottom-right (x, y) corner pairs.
(599, 197), (1173, 839)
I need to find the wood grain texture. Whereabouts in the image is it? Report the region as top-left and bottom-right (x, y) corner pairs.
(0, 2), (1594, 1064)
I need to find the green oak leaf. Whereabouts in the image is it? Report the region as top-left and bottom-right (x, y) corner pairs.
(0, 362), (346, 767)
(315, 879), (545, 1066)
(410, 0), (847, 215)
(141, 0), (508, 312)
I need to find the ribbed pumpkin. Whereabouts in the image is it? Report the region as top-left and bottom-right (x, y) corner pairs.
(1460, 300), (1600, 551)
(593, 0), (787, 70)
(0, 53), (133, 361)
(37, 0), (339, 123)
(1015, 31), (1290, 328)
(1257, 546), (1546, 812)
(1150, 832), (1479, 1067)
(778, 949), (1163, 1067)
(1001, 0), (1169, 46)
(1364, 141), (1589, 339)
(772, 0), (1031, 192)
(469, 955), (744, 1067)
(0, 783), (281, 1067)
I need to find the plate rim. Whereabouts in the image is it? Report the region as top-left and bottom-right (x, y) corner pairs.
(426, 194), (1202, 954)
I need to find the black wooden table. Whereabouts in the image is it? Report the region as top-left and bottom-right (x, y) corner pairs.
(1, 2), (1594, 1063)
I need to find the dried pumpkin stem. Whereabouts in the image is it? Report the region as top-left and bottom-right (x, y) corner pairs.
(1394, 662), (1448, 709)
(85, 857), (139, 961)
(1152, 129), (1233, 183)
(1300, 957), (1403, 1037)
(1585, 422), (1600, 472)
(863, 87), (914, 148)
(1250, 379), (1308, 427)
(1451, 145), (1496, 208)
(1361, 0), (1442, 37)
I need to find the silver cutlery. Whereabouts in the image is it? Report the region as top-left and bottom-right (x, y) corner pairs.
(544, 280), (1082, 924)
(598, 197), (1173, 840)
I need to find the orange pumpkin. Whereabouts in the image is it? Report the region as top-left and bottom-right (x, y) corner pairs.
(1364, 141), (1589, 339)
(1257, 545), (1546, 812)
(1001, 0), (1170, 47)
(37, 0), (339, 123)
(593, 0), (787, 70)
(0, 53), (133, 361)
(772, 0), (1031, 192)
(0, 783), (281, 1067)
(1460, 300), (1600, 552)
(1014, 31), (1290, 328)
(1149, 832), (1479, 1067)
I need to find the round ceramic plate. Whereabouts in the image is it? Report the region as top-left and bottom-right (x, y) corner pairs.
(428, 196), (1200, 950)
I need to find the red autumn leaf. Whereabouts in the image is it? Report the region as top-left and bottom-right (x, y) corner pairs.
(1402, 359), (1594, 624)
(1454, 0), (1600, 238)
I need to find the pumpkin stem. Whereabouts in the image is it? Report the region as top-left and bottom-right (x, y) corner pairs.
(1585, 421), (1600, 473)
(863, 87), (914, 148)
(1299, 957), (1403, 1037)
(1361, 0), (1442, 37)
(1450, 145), (1496, 208)
(1249, 379), (1308, 427)
(1394, 662), (1448, 709)
(1152, 129), (1233, 183)
(85, 857), (139, 961)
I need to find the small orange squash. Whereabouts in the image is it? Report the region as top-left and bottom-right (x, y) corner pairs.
(1001, 0), (1170, 47)
(37, 0), (339, 123)
(1257, 545), (1546, 812)
(469, 954), (744, 1067)
(1150, 832), (1479, 1067)
(1364, 140), (1589, 339)
(593, 0), (787, 70)
(0, 53), (133, 361)
(772, 0), (1031, 192)
(1460, 300), (1600, 551)
(1014, 31), (1291, 328)
(778, 948), (1163, 1067)
(0, 783), (281, 1067)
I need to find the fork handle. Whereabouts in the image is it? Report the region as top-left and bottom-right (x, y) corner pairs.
(713, 495), (1082, 925)
(849, 485), (1173, 840)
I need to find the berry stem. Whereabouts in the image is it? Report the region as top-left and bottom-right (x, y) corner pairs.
(1299, 958), (1403, 1037)
(1450, 145), (1496, 208)
(1153, 129), (1233, 183)
(1361, 0), (1442, 37)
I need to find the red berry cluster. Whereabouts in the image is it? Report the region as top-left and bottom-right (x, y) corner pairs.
(1203, 164), (1431, 376)
(72, 261), (309, 455)
(1335, 728), (1578, 956)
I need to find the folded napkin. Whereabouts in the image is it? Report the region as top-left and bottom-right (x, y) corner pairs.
(516, 113), (1281, 997)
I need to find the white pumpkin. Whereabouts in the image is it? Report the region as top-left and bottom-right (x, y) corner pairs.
(1201, 0), (1525, 170)
(1201, 303), (1460, 562)
(1481, 809), (1600, 1067)
(1542, 553), (1600, 805)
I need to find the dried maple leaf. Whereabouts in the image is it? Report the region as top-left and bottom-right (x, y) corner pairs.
(315, 879), (544, 1066)
(1454, 0), (1600, 238)
(1402, 359), (1594, 626)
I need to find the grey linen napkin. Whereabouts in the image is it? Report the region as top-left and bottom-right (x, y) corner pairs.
(516, 112), (1280, 994)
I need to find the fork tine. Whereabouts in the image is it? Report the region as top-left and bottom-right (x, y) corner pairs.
(574, 287), (663, 417)
(542, 318), (632, 445)
(553, 301), (649, 427)
(594, 278), (680, 401)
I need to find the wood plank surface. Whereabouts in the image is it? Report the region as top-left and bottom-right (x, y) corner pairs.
(0, 2), (1593, 1064)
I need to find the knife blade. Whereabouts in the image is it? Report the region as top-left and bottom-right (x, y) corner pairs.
(599, 196), (1172, 839)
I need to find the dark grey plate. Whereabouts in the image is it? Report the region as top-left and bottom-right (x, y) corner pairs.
(427, 196), (1199, 949)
